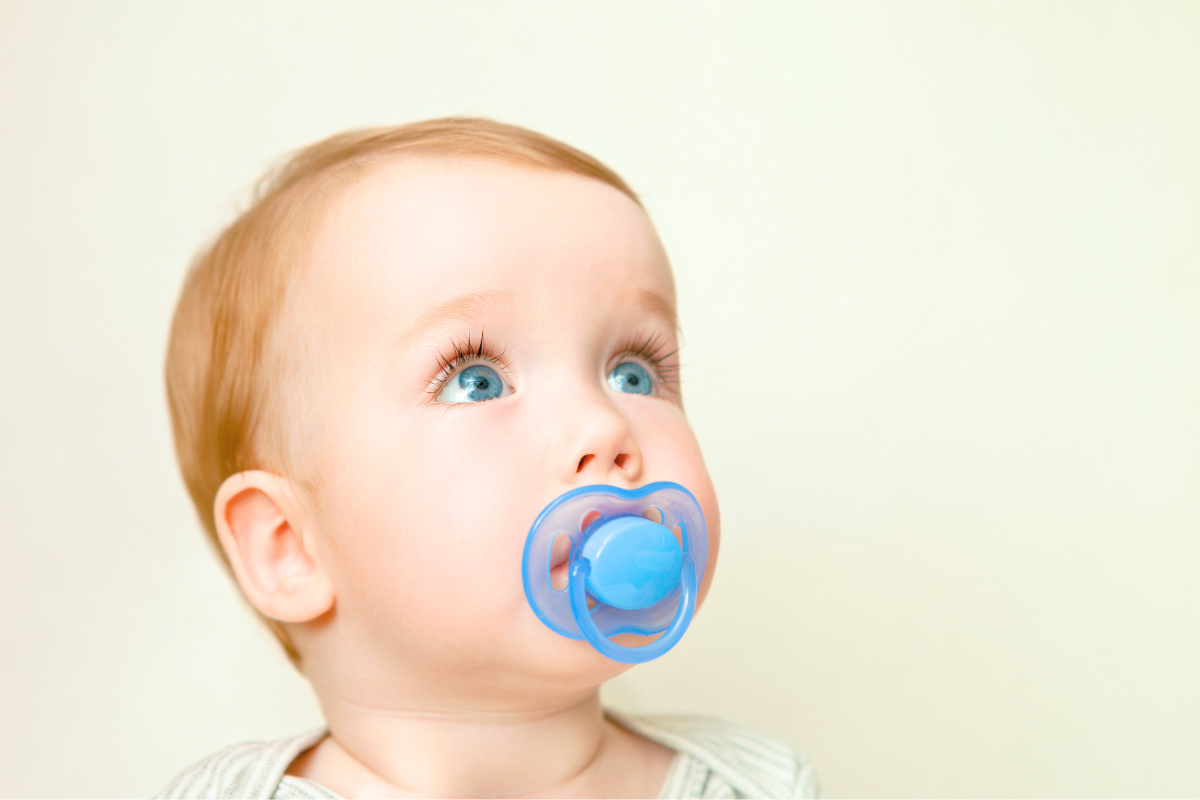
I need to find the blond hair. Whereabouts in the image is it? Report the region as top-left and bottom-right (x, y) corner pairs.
(165, 118), (640, 664)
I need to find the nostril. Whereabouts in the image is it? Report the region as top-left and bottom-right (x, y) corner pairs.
(576, 454), (594, 473)
(614, 453), (629, 469)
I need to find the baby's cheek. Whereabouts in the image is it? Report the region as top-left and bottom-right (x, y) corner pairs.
(641, 412), (715, 501)
(642, 415), (721, 596)
(346, 420), (540, 633)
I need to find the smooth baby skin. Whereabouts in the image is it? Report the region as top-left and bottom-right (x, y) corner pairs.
(212, 158), (721, 797)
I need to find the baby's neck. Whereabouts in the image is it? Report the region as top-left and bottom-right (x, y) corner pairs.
(288, 688), (674, 798)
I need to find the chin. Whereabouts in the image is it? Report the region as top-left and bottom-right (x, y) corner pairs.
(509, 629), (634, 694)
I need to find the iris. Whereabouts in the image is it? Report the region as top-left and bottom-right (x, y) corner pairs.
(607, 361), (653, 395)
(438, 364), (505, 404)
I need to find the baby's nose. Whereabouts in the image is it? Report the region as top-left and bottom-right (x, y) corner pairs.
(559, 399), (642, 483)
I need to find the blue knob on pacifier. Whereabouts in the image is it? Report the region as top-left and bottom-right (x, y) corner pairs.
(580, 516), (683, 610)
(521, 482), (708, 664)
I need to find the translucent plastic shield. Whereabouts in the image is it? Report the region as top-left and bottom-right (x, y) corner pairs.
(522, 482), (708, 662)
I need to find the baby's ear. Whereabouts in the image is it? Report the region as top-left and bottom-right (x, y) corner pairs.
(213, 470), (333, 623)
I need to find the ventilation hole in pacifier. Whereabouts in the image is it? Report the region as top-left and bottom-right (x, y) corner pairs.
(580, 510), (603, 531)
(548, 533), (572, 592)
(642, 507), (664, 525)
(671, 524), (683, 549)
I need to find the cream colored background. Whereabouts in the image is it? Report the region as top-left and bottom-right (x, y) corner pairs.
(1, 1), (1197, 797)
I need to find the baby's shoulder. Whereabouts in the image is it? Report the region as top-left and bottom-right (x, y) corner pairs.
(156, 729), (329, 799)
(609, 711), (821, 799)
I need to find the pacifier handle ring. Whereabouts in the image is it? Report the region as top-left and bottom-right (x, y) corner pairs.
(568, 554), (697, 664)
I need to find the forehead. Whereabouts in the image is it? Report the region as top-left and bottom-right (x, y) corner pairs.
(299, 157), (675, 331)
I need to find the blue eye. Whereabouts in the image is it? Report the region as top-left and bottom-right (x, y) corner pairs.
(607, 361), (653, 395)
(437, 363), (509, 404)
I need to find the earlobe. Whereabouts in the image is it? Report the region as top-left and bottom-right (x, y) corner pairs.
(213, 471), (334, 623)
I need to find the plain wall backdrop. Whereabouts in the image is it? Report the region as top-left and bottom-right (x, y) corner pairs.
(1, 1), (1197, 797)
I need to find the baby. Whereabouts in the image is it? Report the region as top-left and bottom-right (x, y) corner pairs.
(160, 119), (819, 799)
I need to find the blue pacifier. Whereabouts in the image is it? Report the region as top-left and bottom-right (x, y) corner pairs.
(522, 481), (709, 664)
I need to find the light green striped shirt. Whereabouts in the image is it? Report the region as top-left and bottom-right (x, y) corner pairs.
(158, 712), (821, 799)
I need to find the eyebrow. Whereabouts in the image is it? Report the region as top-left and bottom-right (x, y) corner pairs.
(631, 288), (679, 333)
(395, 285), (678, 345)
(394, 289), (515, 343)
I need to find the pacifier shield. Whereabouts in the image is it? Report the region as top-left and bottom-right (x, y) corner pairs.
(522, 482), (708, 659)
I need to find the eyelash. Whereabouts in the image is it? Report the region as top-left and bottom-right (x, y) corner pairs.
(427, 332), (511, 396)
(614, 331), (680, 387)
(425, 330), (680, 398)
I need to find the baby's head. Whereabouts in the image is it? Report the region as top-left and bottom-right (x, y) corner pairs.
(166, 119), (720, 710)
